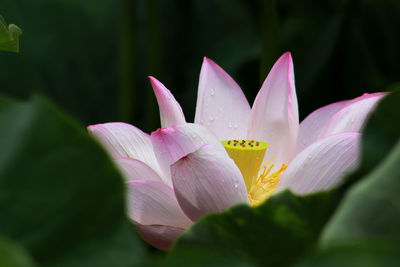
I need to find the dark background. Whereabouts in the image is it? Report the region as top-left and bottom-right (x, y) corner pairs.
(1, 0), (399, 132)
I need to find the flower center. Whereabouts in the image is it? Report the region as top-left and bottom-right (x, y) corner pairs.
(222, 140), (287, 207)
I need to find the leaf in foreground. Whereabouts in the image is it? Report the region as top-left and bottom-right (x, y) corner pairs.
(0, 96), (146, 266)
(164, 190), (338, 267)
(297, 89), (400, 264)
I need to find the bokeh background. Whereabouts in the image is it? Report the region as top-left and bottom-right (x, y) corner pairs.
(1, 0), (399, 132)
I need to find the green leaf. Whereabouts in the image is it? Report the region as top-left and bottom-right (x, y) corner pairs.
(320, 138), (400, 247)
(0, 15), (21, 52)
(164, 190), (339, 267)
(320, 90), (400, 248)
(0, 96), (146, 266)
(295, 241), (400, 267)
(0, 236), (37, 267)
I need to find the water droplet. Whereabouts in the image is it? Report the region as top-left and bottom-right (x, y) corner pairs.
(228, 122), (233, 129)
(234, 124), (238, 129)
(234, 184), (238, 188)
(209, 116), (215, 122)
(210, 89), (215, 96)
(200, 119), (204, 124)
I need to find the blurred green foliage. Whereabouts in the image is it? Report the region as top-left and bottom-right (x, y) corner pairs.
(0, 0), (399, 132)
(0, 15), (22, 52)
(0, 96), (146, 266)
(0, 237), (36, 267)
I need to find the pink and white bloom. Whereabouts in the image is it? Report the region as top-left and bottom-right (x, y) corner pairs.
(88, 52), (385, 250)
(88, 122), (248, 250)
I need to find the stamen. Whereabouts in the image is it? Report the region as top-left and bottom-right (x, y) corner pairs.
(248, 160), (288, 207)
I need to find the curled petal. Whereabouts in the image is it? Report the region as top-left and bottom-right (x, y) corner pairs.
(194, 57), (251, 140)
(295, 100), (350, 154)
(135, 224), (185, 251)
(276, 132), (361, 195)
(322, 93), (385, 136)
(88, 123), (162, 175)
(150, 123), (225, 182)
(171, 144), (249, 221)
(248, 52), (299, 167)
(115, 158), (164, 183)
(149, 76), (186, 128)
(126, 180), (192, 228)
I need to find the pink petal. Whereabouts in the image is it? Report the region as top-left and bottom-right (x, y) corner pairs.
(150, 123), (225, 182)
(88, 123), (162, 175)
(171, 144), (249, 221)
(276, 132), (361, 195)
(135, 224), (185, 251)
(149, 76), (186, 128)
(295, 100), (350, 154)
(115, 158), (164, 183)
(247, 52), (299, 167)
(126, 180), (192, 228)
(194, 57), (251, 140)
(321, 93), (385, 136)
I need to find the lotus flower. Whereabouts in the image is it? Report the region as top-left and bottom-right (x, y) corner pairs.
(88, 52), (384, 250)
